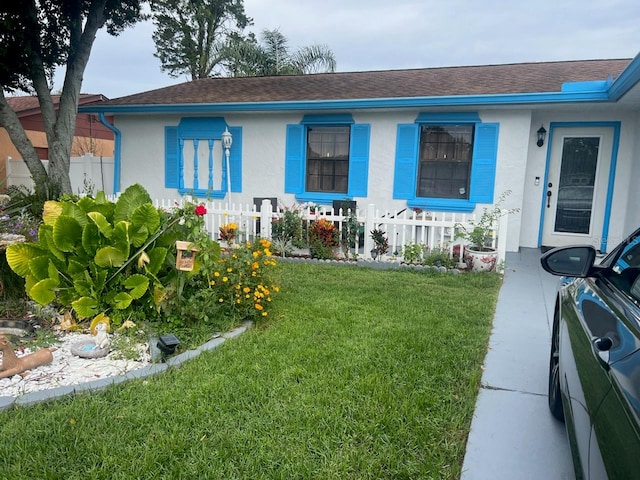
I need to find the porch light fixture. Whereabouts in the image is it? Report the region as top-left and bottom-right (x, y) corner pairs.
(222, 127), (233, 207)
(536, 125), (547, 147)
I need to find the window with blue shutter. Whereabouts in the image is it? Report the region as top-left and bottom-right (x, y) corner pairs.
(392, 113), (499, 212)
(164, 126), (179, 188)
(163, 118), (242, 198)
(284, 116), (371, 204)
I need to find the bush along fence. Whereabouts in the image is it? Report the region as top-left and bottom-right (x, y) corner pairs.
(146, 198), (511, 270)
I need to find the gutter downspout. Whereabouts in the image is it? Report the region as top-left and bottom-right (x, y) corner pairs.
(97, 113), (121, 194)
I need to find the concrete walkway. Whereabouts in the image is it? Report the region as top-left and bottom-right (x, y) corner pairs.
(461, 248), (575, 480)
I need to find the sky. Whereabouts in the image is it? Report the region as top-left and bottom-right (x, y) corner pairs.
(75, 0), (640, 98)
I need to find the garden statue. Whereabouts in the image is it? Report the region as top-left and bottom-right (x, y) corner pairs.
(0, 333), (55, 379)
(70, 320), (111, 358)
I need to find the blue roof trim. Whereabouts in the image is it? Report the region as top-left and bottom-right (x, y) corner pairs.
(608, 53), (640, 101)
(560, 79), (610, 92)
(300, 114), (354, 124)
(78, 90), (613, 115)
(415, 112), (481, 123)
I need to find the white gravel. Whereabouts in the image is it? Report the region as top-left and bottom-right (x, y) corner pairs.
(0, 332), (150, 398)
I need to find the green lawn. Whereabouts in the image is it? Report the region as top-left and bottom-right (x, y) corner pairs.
(0, 263), (501, 479)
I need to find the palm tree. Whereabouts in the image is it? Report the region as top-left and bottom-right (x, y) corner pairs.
(222, 28), (336, 77)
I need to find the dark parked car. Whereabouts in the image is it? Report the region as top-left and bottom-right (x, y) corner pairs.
(541, 231), (640, 479)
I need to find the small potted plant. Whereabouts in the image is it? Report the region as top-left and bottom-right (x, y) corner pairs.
(455, 190), (519, 272)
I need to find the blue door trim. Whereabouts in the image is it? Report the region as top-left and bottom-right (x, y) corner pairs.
(538, 121), (621, 252)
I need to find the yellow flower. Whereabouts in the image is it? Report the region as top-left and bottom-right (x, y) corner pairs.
(214, 271), (220, 277)
(252, 251), (259, 258)
(255, 303), (263, 310)
(219, 298), (224, 302)
(262, 312), (268, 317)
(264, 249), (272, 256)
(222, 277), (228, 282)
(227, 268), (233, 272)
(243, 287), (251, 293)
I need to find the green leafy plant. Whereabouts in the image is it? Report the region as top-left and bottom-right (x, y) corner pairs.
(340, 204), (359, 259)
(402, 243), (427, 264)
(162, 238), (279, 326)
(271, 208), (305, 252)
(309, 218), (339, 259)
(5, 184), (177, 325)
(455, 190), (519, 251)
(370, 228), (389, 257)
(424, 246), (456, 268)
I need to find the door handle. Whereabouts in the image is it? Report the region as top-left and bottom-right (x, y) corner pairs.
(546, 190), (552, 208)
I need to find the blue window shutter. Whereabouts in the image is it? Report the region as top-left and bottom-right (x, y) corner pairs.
(347, 124), (370, 197)
(285, 124), (305, 194)
(393, 124), (419, 199)
(164, 126), (179, 188)
(228, 126), (242, 192)
(469, 123), (499, 204)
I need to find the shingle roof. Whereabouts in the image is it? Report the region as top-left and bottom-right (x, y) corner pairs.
(7, 94), (108, 115)
(102, 59), (631, 106)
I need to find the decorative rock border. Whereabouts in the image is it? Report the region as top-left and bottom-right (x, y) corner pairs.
(0, 320), (253, 411)
(277, 256), (463, 274)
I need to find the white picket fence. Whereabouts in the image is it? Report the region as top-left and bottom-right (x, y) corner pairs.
(151, 198), (509, 265)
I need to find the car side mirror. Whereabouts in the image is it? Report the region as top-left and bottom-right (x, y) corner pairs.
(540, 246), (597, 277)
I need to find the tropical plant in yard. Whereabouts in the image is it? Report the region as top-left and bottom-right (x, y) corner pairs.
(309, 218), (339, 259)
(5, 184), (174, 325)
(370, 228), (390, 257)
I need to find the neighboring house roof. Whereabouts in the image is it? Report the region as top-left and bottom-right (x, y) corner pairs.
(7, 94), (109, 117)
(99, 59), (631, 107)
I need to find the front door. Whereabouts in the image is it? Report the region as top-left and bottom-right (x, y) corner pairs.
(541, 127), (614, 250)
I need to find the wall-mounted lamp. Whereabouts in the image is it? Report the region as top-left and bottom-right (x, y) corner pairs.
(536, 125), (547, 147)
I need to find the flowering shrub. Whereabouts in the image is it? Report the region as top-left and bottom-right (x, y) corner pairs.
(162, 238), (279, 328)
(309, 218), (339, 259)
(0, 210), (41, 242)
(210, 239), (279, 321)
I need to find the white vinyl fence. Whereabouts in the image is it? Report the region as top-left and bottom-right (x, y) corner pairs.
(6, 154), (115, 195)
(151, 198), (510, 265)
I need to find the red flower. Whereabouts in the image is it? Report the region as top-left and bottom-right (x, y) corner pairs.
(195, 205), (207, 216)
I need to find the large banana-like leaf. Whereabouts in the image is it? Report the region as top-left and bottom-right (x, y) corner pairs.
(81, 222), (101, 257)
(53, 215), (82, 252)
(61, 203), (88, 227)
(114, 184), (152, 223)
(87, 211), (113, 239)
(67, 258), (86, 278)
(131, 203), (160, 235)
(76, 196), (96, 213)
(95, 246), (127, 268)
(111, 221), (131, 258)
(28, 256), (50, 281)
(72, 297), (99, 319)
(39, 226), (65, 262)
(129, 224), (149, 248)
(112, 292), (133, 310)
(124, 274), (149, 299)
(29, 278), (58, 305)
(73, 279), (92, 297)
(6, 243), (47, 277)
(146, 247), (168, 275)
(42, 201), (63, 226)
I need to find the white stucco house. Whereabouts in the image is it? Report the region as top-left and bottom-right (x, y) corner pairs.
(81, 55), (640, 253)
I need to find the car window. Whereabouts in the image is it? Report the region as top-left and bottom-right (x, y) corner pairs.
(607, 240), (640, 302)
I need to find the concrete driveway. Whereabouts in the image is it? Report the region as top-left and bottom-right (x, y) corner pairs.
(461, 248), (575, 480)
